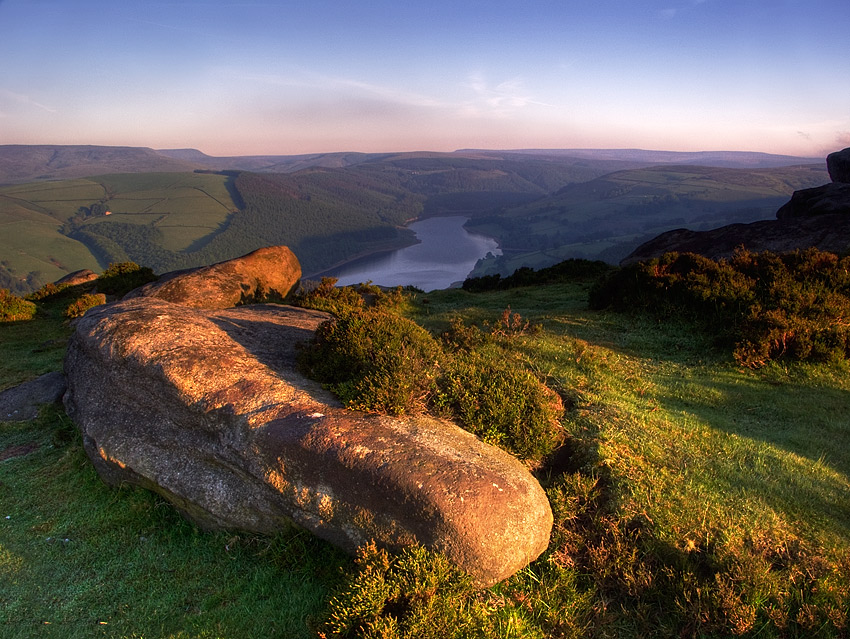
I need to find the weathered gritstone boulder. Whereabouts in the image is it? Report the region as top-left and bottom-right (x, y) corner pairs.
(827, 147), (850, 183)
(63, 298), (553, 586)
(55, 269), (98, 287)
(775, 182), (850, 219)
(124, 245), (301, 309)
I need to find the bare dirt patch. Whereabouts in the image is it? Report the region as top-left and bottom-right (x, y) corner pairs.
(0, 442), (39, 462)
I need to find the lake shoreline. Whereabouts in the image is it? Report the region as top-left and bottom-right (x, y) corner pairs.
(304, 213), (497, 283)
(303, 233), (420, 282)
(314, 216), (502, 291)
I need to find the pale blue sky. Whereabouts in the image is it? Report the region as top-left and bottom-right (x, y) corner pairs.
(1, 0), (848, 156)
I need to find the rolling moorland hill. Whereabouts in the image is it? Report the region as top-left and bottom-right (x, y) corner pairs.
(466, 163), (828, 274)
(0, 145), (828, 294)
(2, 145), (819, 187)
(0, 145), (201, 185)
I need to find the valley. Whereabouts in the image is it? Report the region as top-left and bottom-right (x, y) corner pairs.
(0, 145), (829, 294)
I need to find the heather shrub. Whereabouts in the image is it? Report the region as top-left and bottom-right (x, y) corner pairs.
(294, 277), (408, 316)
(0, 288), (37, 322)
(439, 316), (490, 352)
(26, 282), (68, 301)
(463, 258), (611, 292)
(318, 542), (501, 639)
(434, 349), (563, 459)
(589, 249), (850, 367)
(298, 307), (444, 416)
(299, 305), (563, 459)
(64, 293), (106, 319)
(97, 261), (157, 297)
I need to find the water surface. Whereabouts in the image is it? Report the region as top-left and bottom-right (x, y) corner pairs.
(328, 216), (500, 291)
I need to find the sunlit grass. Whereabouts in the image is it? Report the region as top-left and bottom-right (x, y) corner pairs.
(3, 275), (849, 637)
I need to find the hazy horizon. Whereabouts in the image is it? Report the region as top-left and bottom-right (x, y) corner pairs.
(2, 0), (848, 158)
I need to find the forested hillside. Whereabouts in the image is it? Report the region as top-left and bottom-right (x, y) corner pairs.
(0, 154), (636, 292)
(0, 149), (829, 293)
(467, 163), (828, 275)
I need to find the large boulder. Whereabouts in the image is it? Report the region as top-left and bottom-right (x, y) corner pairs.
(125, 246), (301, 309)
(63, 298), (552, 586)
(827, 147), (850, 183)
(55, 269), (98, 287)
(775, 182), (850, 219)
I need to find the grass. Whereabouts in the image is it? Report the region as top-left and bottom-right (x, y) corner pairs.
(0, 173), (239, 290)
(1, 408), (343, 639)
(2, 276), (849, 637)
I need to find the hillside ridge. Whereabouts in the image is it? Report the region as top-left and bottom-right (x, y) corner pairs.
(0, 144), (823, 186)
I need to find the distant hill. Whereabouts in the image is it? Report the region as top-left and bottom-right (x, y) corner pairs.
(459, 148), (823, 168)
(154, 148), (392, 174)
(0, 145), (203, 185)
(1, 144), (822, 186)
(621, 150), (850, 264)
(0, 144), (832, 294)
(465, 163), (829, 275)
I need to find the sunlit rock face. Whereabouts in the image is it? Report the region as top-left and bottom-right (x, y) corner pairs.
(63, 297), (553, 586)
(124, 245), (301, 310)
(55, 269), (98, 287)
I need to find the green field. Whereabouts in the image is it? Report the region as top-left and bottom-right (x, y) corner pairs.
(1, 275), (847, 638)
(0, 173), (239, 292)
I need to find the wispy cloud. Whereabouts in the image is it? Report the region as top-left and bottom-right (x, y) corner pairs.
(0, 89), (56, 114)
(233, 67), (448, 110)
(462, 75), (552, 118)
(659, 0), (708, 20)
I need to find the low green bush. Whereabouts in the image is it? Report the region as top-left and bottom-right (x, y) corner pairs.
(298, 307), (444, 416)
(294, 277), (410, 316)
(0, 288), (37, 321)
(298, 294), (563, 459)
(318, 543), (508, 639)
(97, 261), (157, 297)
(434, 349), (563, 459)
(463, 258), (612, 292)
(590, 248), (850, 367)
(64, 293), (106, 319)
(26, 282), (69, 301)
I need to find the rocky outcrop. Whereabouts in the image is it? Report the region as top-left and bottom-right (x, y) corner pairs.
(55, 269), (98, 287)
(622, 149), (850, 264)
(827, 147), (850, 183)
(622, 214), (850, 265)
(63, 298), (552, 586)
(1, 372), (67, 421)
(775, 182), (850, 219)
(125, 246), (301, 310)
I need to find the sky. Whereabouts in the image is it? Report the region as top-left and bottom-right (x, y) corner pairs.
(1, 0), (848, 157)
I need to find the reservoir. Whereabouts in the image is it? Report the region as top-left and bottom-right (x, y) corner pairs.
(326, 216), (501, 291)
